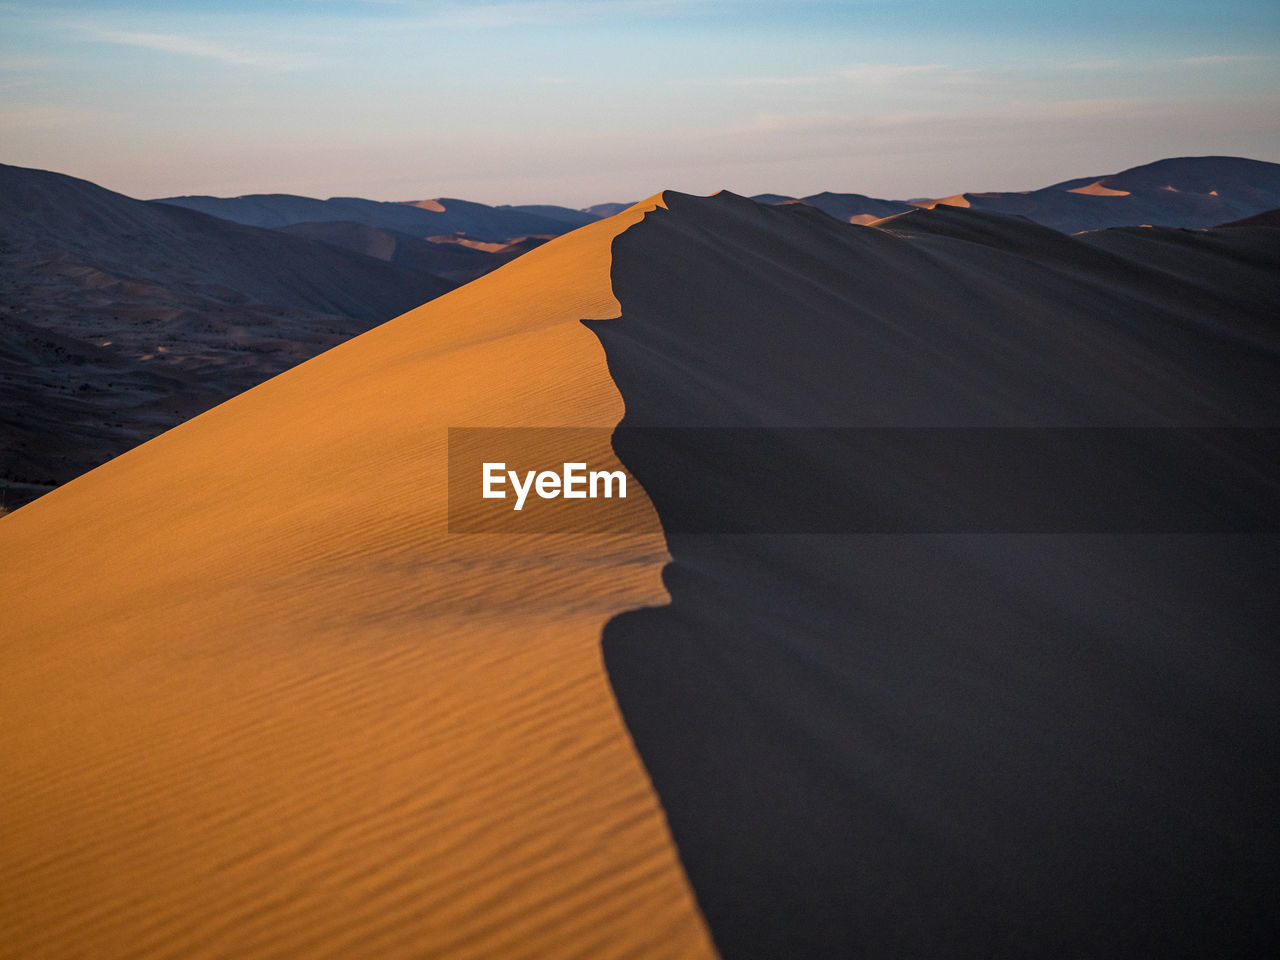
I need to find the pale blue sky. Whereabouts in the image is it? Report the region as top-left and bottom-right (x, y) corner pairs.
(3, 1), (1277, 205)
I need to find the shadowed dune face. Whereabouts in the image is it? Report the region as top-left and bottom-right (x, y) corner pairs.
(0, 199), (717, 960)
(789, 192), (914, 222)
(591, 193), (1280, 958)
(1217, 206), (1280, 229)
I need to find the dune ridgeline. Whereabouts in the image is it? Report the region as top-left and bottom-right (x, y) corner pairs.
(2, 191), (1278, 958)
(0, 196), (716, 960)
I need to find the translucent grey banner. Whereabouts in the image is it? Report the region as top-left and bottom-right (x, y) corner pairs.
(448, 427), (1280, 534)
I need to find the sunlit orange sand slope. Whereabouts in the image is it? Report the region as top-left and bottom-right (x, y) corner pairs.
(0, 199), (717, 960)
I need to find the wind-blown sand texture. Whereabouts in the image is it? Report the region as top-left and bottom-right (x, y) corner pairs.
(0, 198), (716, 960)
(4, 184), (1279, 960)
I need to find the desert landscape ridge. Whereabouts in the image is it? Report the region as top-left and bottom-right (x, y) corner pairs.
(4, 0), (1278, 953)
(3, 171), (1279, 960)
(592, 191), (1280, 958)
(0, 196), (719, 960)
(5, 156), (1280, 513)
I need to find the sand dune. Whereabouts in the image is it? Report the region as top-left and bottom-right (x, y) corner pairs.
(6, 176), (1279, 959)
(0, 199), (715, 960)
(591, 192), (1280, 958)
(1066, 179), (1131, 196)
(153, 155), (1280, 248)
(912, 192), (972, 209)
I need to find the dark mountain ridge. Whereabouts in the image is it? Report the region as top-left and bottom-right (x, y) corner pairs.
(154, 192), (592, 241)
(0, 162), (456, 508)
(755, 156), (1280, 233)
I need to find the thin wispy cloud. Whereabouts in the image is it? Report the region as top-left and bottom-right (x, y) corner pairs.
(734, 63), (986, 89)
(732, 74), (825, 87)
(1175, 54), (1262, 65)
(2, 0), (1275, 203)
(79, 29), (324, 71)
(718, 110), (852, 135)
(836, 63), (947, 84)
(717, 96), (1163, 141)
(1066, 53), (1264, 71)
(358, 0), (720, 29)
(986, 96), (1158, 121)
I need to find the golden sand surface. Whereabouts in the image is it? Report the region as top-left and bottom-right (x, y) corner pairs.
(913, 193), (972, 209)
(1067, 180), (1132, 196)
(0, 197), (717, 960)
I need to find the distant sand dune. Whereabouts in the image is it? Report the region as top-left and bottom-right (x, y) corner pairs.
(915, 193), (971, 209)
(1067, 180), (1131, 196)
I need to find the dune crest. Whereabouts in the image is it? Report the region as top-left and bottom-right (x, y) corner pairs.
(914, 193), (971, 209)
(1067, 180), (1131, 196)
(0, 195), (712, 960)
